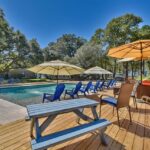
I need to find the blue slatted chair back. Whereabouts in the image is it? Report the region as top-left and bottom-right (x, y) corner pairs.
(95, 80), (100, 90)
(99, 81), (105, 89)
(107, 79), (113, 88)
(53, 84), (65, 100)
(73, 81), (82, 94)
(8, 78), (15, 84)
(110, 79), (115, 86)
(112, 80), (117, 86)
(0, 78), (3, 84)
(85, 81), (92, 91)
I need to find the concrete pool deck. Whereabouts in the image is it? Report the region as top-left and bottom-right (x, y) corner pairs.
(0, 99), (27, 125)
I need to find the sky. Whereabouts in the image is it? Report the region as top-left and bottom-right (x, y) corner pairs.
(0, 0), (149, 48)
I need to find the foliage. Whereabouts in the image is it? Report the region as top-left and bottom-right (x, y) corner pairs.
(28, 39), (44, 65)
(0, 9), (41, 72)
(26, 78), (48, 82)
(139, 25), (150, 39)
(13, 30), (30, 68)
(73, 43), (101, 69)
(105, 14), (142, 48)
(105, 14), (143, 77)
(43, 34), (86, 61)
(0, 7), (150, 78)
(90, 28), (105, 45)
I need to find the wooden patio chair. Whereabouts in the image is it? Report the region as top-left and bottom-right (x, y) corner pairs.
(99, 83), (134, 126)
(114, 80), (139, 109)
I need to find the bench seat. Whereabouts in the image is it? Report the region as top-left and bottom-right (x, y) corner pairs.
(31, 119), (111, 150)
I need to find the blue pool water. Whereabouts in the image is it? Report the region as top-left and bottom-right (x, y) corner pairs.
(0, 83), (75, 106)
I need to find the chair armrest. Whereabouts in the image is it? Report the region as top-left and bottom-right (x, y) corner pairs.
(43, 93), (53, 96)
(65, 88), (74, 93)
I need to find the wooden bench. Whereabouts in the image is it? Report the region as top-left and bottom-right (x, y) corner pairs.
(26, 98), (111, 150)
(32, 119), (110, 150)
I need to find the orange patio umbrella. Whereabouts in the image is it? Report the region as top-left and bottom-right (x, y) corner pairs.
(107, 40), (150, 82)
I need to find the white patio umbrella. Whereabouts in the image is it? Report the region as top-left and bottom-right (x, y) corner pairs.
(84, 66), (112, 75)
(28, 60), (84, 84)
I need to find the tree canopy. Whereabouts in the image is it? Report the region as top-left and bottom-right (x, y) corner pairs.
(0, 7), (150, 77)
(43, 34), (86, 61)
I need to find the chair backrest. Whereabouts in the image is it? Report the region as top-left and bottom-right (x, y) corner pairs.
(85, 81), (92, 91)
(73, 81), (82, 94)
(53, 84), (65, 100)
(117, 83), (134, 108)
(95, 80), (100, 90)
(0, 78), (3, 84)
(8, 78), (14, 84)
(107, 79), (113, 87)
(132, 81), (139, 96)
(99, 81), (105, 88)
(110, 79), (116, 86)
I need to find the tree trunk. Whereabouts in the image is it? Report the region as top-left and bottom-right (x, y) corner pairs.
(113, 59), (117, 78)
(131, 62), (134, 79)
(125, 62), (128, 79)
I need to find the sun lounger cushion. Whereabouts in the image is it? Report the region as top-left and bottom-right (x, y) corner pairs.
(101, 97), (117, 106)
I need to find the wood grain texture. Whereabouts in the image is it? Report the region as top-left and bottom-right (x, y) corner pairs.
(0, 89), (148, 150)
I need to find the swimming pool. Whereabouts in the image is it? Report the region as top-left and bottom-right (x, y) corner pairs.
(0, 83), (75, 106)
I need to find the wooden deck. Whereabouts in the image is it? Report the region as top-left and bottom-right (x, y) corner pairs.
(0, 90), (149, 150)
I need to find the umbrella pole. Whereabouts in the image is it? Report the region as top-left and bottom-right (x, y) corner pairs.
(140, 60), (143, 83)
(57, 69), (59, 85)
(131, 61), (134, 79)
(140, 42), (143, 84)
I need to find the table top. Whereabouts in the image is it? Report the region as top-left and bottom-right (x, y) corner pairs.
(26, 98), (99, 119)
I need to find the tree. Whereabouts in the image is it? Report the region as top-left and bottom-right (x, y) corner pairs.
(105, 14), (142, 47)
(28, 39), (44, 65)
(74, 43), (101, 69)
(139, 25), (150, 39)
(13, 30), (30, 68)
(43, 34), (87, 61)
(105, 13), (143, 77)
(0, 8), (16, 73)
(90, 28), (105, 45)
(43, 42), (63, 61)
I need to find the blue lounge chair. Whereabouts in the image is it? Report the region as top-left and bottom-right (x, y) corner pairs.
(103, 79), (113, 89)
(8, 78), (15, 84)
(14, 78), (21, 83)
(64, 81), (82, 98)
(79, 81), (92, 96)
(90, 80), (100, 93)
(0, 78), (4, 84)
(109, 79), (117, 88)
(98, 81), (105, 91)
(43, 83), (65, 103)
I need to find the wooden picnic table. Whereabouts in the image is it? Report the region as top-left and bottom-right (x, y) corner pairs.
(26, 98), (111, 150)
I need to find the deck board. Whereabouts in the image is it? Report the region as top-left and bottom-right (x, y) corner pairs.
(0, 89), (149, 150)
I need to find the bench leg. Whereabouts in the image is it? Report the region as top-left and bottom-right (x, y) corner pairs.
(99, 128), (108, 146)
(91, 106), (99, 120)
(30, 118), (34, 138)
(76, 108), (84, 124)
